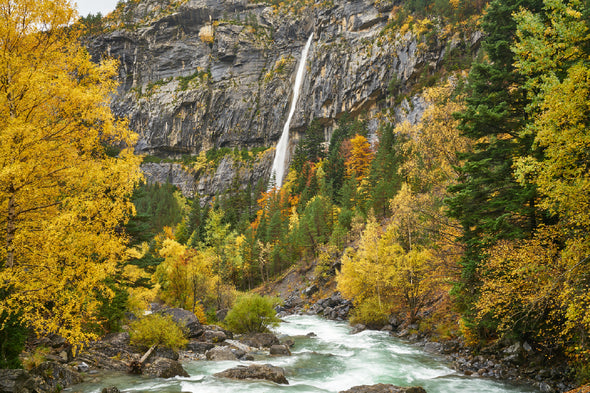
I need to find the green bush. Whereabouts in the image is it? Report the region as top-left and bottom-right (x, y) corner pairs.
(224, 294), (281, 334)
(129, 314), (187, 349)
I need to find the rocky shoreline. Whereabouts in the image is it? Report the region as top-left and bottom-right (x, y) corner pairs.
(278, 290), (578, 393)
(1, 298), (583, 393)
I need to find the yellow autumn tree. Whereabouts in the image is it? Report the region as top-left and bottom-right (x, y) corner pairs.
(155, 239), (217, 317)
(337, 216), (435, 325)
(0, 0), (141, 344)
(345, 134), (374, 182)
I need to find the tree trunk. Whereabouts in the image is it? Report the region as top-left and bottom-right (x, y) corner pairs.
(129, 344), (157, 374)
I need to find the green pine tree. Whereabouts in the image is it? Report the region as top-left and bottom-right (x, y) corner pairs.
(447, 0), (543, 321)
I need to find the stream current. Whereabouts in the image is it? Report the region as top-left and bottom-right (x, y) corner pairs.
(69, 315), (539, 393)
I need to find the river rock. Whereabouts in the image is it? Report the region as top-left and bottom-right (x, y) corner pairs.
(269, 344), (291, 356)
(200, 330), (227, 343)
(30, 362), (83, 392)
(186, 341), (215, 354)
(339, 385), (427, 393)
(205, 346), (238, 361)
(152, 346), (180, 361)
(239, 332), (280, 348)
(214, 364), (289, 385)
(144, 358), (189, 378)
(0, 369), (40, 393)
(158, 308), (203, 338)
(101, 387), (121, 393)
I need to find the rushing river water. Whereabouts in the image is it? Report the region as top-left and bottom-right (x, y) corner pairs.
(69, 315), (539, 393)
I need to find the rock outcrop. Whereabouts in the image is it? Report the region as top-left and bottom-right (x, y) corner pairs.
(87, 0), (481, 199)
(214, 364), (289, 384)
(74, 331), (189, 378)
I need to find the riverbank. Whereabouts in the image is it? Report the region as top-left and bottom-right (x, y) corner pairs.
(66, 315), (542, 393)
(275, 289), (576, 393)
(254, 260), (579, 393)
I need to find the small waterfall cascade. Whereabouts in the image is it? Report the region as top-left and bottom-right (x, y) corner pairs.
(269, 33), (314, 190)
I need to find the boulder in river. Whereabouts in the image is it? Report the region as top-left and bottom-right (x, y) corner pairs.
(269, 344), (291, 356)
(143, 358), (189, 378)
(205, 346), (238, 361)
(101, 387), (121, 393)
(214, 364), (289, 385)
(339, 384), (427, 393)
(239, 333), (280, 348)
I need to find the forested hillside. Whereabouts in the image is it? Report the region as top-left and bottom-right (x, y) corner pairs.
(0, 0), (589, 389)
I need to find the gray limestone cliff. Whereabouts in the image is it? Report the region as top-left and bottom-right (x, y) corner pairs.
(87, 0), (480, 199)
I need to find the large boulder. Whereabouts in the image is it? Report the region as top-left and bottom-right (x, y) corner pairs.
(143, 358), (189, 378)
(30, 362), (83, 392)
(339, 385), (427, 393)
(158, 308), (203, 338)
(186, 341), (215, 354)
(205, 346), (238, 361)
(269, 344), (291, 356)
(239, 333), (280, 348)
(0, 369), (40, 393)
(214, 364), (289, 385)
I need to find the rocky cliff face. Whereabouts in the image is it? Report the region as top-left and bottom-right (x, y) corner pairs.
(88, 0), (479, 199)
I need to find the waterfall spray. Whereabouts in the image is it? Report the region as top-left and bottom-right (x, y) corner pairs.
(269, 33), (314, 190)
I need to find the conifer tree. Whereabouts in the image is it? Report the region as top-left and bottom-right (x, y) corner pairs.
(446, 0), (543, 319)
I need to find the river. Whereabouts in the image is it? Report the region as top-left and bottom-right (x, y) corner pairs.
(68, 315), (539, 393)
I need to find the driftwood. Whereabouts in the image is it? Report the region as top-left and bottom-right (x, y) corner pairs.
(129, 344), (157, 374)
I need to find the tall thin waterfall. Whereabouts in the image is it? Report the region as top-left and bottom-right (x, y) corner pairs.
(269, 33), (314, 190)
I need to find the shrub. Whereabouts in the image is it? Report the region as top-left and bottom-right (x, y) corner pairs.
(129, 314), (187, 349)
(224, 294), (281, 334)
(349, 297), (389, 328)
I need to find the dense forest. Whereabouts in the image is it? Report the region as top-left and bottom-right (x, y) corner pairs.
(1, 0), (589, 388)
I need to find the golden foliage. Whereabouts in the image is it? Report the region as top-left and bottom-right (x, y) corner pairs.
(345, 134), (374, 182)
(337, 216), (436, 322)
(155, 239), (219, 312)
(399, 78), (470, 191)
(129, 314), (188, 350)
(0, 0), (141, 344)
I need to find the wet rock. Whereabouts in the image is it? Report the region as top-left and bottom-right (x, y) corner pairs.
(143, 358), (189, 378)
(205, 346), (238, 361)
(239, 333), (280, 348)
(269, 344), (291, 356)
(339, 384), (427, 393)
(351, 324), (366, 334)
(30, 362), (83, 392)
(225, 339), (254, 353)
(200, 330), (227, 343)
(158, 308), (203, 338)
(423, 342), (442, 353)
(0, 369), (40, 393)
(214, 364), (289, 385)
(538, 382), (555, 393)
(152, 347), (179, 361)
(186, 341), (214, 354)
(101, 387), (121, 393)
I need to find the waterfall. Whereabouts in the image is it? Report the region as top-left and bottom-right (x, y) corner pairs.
(269, 33), (314, 190)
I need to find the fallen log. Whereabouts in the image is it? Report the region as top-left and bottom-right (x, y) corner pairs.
(129, 344), (157, 374)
